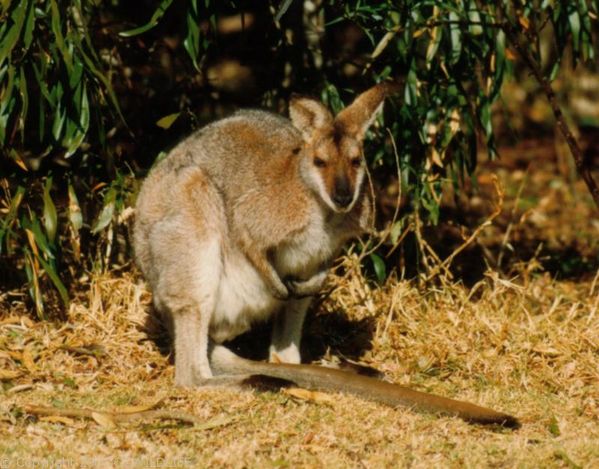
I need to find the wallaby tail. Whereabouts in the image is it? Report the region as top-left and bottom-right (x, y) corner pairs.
(209, 345), (520, 428)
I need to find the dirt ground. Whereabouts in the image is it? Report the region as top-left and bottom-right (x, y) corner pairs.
(1, 136), (598, 468)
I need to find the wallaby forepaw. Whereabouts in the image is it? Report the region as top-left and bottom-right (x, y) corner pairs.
(270, 282), (290, 301)
(284, 279), (313, 298)
(284, 272), (326, 298)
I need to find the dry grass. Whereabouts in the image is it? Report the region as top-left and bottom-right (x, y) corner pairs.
(1, 138), (599, 467)
(1, 259), (598, 468)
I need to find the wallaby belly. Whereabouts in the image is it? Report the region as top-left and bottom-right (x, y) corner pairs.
(210, 248), (280, 343)
(209, 220), (339, 343)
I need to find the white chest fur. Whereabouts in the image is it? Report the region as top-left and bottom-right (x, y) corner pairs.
(274, 213), (340, 279)
(210, 211), (344, 344)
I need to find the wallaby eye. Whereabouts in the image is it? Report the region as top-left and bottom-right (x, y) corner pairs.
(350, 157), (362, 168)
(313, 157), (327, 168)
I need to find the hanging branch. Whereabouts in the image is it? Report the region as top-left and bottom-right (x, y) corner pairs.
(498, 5), (599, 208)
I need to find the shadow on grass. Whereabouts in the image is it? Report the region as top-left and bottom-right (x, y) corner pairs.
(223, 307), (377, 364)
(141, 302), (378, 365)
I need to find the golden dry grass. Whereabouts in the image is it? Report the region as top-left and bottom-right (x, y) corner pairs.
(2, 136), (599, 468)
(1, 258), (598, 468)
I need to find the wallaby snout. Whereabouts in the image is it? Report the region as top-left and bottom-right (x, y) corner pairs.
(332, 176), (354, 209)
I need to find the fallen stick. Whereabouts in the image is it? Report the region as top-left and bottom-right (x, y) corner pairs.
(22, 404), (203, 426)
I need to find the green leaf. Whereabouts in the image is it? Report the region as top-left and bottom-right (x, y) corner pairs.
(18, 66), (29, 139)
(425, 26), (442, 67)
(49, 77), (65, 107)
(0, 0), (11, 15)
(449, 11), (461, 64)
(22, 0), (36, 51)
(183, 0), (201, 71)
(91, 187), (116, 234)
(50, 81), (67, 142)
(24, 249), (44, 318)
(479, 99), (492, 136)
(467, 7), (483, 36)
(321, 83), (344, 114)
(0, 0), (27, 66)
(370, 253), (387, 283)
(52, 103), (66, 143)
(42, 177), (58, 244)
(404, 62), (418, 106)
(549, 59), (561, 81)
(156, 112), (180, 129)
(568, 5), (581, 56)
(37, 255), (69, 308)
(421, 183), (440, 224)
(49, 0), (72, 72)
(32, 60), (52, 105)
(119, 0), (175, 37)
(0, 185), (25, 255)
(390, 220), (403, 245)
(490, 29), (506, 99)
(151, 151), (168, 168)
(577, 0), (593, 61)
(76, 43), (126, 127)
(70, 0), (101, 64)
(0, 65), (16, 144)
(64, 80), (90, 157)
(23, 214), (54, 260)
(68, 58), (84, 89)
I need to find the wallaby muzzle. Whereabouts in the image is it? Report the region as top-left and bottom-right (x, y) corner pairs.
(332, 176), (354, 209)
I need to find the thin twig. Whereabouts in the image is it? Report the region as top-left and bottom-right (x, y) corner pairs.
(413, 210), (432, 276)
(385, 222), (412, 258)
(424, 175), (504, 282)
(498, 5), (599, 208)
(497, 165), (529, 269)
(420, 235), (454, 281)
(22, 404), (204, 426)
(359, 128), (403, 260)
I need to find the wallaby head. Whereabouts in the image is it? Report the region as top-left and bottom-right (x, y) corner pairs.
(289, 82), (396, 213)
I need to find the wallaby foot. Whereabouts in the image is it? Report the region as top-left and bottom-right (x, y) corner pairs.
(269, 298), (312, 364)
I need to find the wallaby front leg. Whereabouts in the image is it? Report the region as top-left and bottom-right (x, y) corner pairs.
(285, 269), (328, 298)
(269, 297), (312, 363)
(238, 234), (289, 300)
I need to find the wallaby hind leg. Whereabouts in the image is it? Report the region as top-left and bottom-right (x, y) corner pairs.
(269, 297), (312, 364)
(170, 307), (208, 385)
(142, 167), (228, 386)
(150, 222), (223, 386)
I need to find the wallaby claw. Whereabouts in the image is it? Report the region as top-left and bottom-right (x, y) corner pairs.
(284, 270), (327, 298)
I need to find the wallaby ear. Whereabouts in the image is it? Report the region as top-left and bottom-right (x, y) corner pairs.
(335, 81), (401, 140)
(289, 95), (334, 140)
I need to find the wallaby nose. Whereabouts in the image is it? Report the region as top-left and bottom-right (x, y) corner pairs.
(333, 194), (352, 208)
(333, 177), (353, 209)
(332, 192), (353, 208)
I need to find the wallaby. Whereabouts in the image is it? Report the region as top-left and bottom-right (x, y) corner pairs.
(134, 83), (519, 428)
